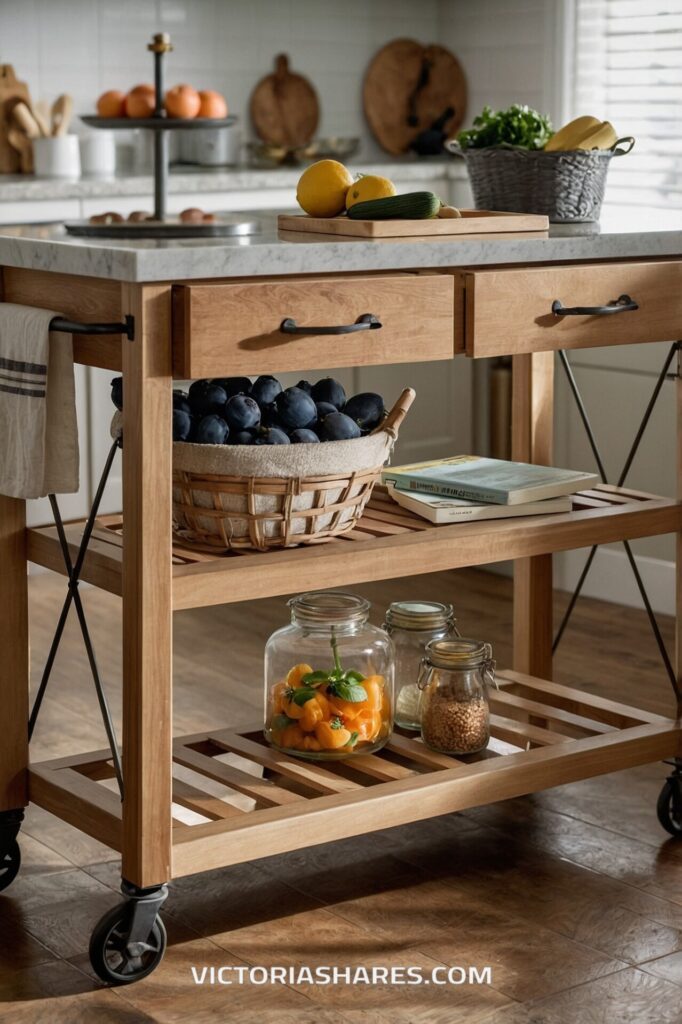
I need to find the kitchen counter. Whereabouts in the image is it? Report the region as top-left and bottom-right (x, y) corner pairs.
(0, 205), (680, 282)
(0, 159), (463, 203)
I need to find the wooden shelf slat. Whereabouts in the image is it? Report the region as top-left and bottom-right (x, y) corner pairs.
(29, 671), (682, 878)
(26, 486), (682, 612)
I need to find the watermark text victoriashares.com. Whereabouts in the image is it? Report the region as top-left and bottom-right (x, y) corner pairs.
(191, 964), (493, 987)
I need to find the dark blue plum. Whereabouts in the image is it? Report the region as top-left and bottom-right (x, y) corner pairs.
(254, 427), (290, 445)
(312, 377), (346, 410)
(296, 379), (312, 395)
(224, 394), (261, 432)
(251, 375), (282, 406)
(173, 389), (191, 414)
(195, 415), (229, 445)
(228, 430), (256, 445)
(260, 401), (281, 427)
(275, 386), (317, 430)
(316, 401), (337, 419)
(344, 392), (386, 432)
(188, 380), (228, 417)
(173, 409), (193, 442)
(211, 377), (252, 398)
(317, 411), (361, 441)
(290, 429), (320, 444)
(111, 376), (123, 411)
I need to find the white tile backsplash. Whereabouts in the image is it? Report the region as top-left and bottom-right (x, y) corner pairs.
(0, 0), (560, 156)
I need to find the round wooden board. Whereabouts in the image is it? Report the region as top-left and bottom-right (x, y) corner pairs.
(250, 54), (319, 148)
(363, 39), (467, 156)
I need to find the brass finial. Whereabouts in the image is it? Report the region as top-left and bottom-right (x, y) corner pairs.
(148, 32), (173, 54)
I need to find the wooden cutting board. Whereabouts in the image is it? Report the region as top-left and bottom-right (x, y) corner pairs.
(278, 210), (549, 238)
(363, 39), (466, 156)
(0, 65), (31, 173)
(250, 54), (319, 148)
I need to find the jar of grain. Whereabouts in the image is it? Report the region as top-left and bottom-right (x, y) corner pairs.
(418, 639), (495, 755)
(383, 601), (459, 731)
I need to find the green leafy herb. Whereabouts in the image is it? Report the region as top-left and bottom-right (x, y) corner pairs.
(301, 670), (331, 685)
(457, 104), (553, 151)
(288, 687), (317, 707)
(270, 714), (295, 731)
(330, 716), (344, 730)
(345, 731), (359, 748)
(327, 678), (368, 703)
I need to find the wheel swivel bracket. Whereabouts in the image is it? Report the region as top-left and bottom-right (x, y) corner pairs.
(121, 880), (169, 949)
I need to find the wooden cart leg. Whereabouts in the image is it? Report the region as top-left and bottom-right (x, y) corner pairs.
(676, 344), (682, 721)
(121, 284), (173, 888)
(512, 351), (555, 680)
(0, 495), (29, 812)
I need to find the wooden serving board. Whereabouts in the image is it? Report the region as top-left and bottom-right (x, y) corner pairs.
(278, 210), (549, 238)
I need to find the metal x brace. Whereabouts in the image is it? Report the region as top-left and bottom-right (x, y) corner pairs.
(553, 341), (682, 702)
(28, 438), (124, 797)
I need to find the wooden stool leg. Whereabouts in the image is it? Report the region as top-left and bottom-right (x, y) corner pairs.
(0, 495), (28, 812)
(512, 352), (555, 680)
(121, 284), (173, 888)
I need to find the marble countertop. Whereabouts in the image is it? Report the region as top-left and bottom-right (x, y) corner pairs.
(0, 159), (461, 202)
(0, 206), (680, 282)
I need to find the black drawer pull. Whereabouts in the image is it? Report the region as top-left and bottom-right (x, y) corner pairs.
(551, 294), (639, 317)
(280, 313), (382, 336)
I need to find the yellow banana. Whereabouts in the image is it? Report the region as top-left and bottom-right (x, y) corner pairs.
(544, 115), (601, 152)
(574, 121), (618, 151)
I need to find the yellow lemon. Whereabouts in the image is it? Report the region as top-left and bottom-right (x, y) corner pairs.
(345, 174), (396, 210)
(296, 160), (353, 218)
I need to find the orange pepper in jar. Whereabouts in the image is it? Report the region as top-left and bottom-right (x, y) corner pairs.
(300, 696), (325, 732)
(271, 681), (288, 714)
(315, 719), (353, 749)
(280, 723), (305, 750)
(286, 663), (313, 687)
(354, 708), (382, 742)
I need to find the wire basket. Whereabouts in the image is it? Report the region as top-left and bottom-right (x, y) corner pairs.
(171, 388), (415, 553)
(449, 138), (634, 223)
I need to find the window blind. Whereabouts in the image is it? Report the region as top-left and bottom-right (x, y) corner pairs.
(573, 0), (682, 208)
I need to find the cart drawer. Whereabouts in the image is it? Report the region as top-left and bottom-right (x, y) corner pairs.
(172, 272), (458, 378)
(464, 260), (682, 357)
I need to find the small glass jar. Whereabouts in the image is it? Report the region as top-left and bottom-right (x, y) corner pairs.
(418, 639), (495, 755)
(264, 591), (394, 760)
(383, 601), (459, 730)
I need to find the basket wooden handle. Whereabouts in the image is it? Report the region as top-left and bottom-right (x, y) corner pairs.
(373, 387), (416, 437)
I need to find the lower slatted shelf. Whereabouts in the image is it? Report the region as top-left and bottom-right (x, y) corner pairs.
(28, 671), (681, 878)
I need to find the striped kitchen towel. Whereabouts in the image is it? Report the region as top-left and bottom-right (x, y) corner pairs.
(0, 303), (79, 499)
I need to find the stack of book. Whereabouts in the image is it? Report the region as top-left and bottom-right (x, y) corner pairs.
(381, 456), (599, 524)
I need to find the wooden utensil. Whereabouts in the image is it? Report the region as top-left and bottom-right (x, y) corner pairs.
(29, 99), (50, 137)
(12, 101), (41, 139)
(363, 39), (467, 156)
(250, 54), (319, 148)
(51, 94), (73, 136)
(0, 65), (31, 172)
(7, 126), (33, 173)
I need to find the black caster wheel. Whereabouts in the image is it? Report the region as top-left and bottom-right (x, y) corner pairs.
(657, 775), (682, 838)
(89, 903), (167, 985)
(0, 838), (20, 893)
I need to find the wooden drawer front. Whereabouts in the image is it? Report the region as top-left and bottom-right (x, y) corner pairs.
(465, 260), (682, 357)
(173, 273), (457, 378)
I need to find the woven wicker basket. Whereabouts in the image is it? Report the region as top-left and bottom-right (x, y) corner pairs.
(171, 388), (415, 553)
(449, 138), (634, 223)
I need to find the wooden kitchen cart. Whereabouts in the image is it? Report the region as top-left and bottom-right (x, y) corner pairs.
(1, 257), (681, 984)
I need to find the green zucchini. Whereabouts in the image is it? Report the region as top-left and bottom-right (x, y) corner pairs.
(347, 191), (441, 220)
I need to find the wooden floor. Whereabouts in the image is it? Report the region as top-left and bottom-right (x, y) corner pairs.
(3, 567), (682, 1023)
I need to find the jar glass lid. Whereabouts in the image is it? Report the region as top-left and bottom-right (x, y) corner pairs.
(385, 600), (454, 631)
(289, 591), (370, 625)
(425, 637), (492, 670)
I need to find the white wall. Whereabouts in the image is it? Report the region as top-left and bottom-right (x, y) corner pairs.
(0, 0), (442, 160)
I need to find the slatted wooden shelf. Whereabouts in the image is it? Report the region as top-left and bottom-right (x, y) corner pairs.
(26, 485), (682, 611)
(28, 671), (682, 879)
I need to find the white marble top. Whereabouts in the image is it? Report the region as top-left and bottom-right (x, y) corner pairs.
(0, 206), (680, 282)
(0, 159), (458, 202)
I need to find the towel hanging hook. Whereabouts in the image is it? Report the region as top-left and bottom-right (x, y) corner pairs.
(49, 314), (135, 341)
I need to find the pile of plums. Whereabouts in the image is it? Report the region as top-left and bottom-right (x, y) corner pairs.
(110, 375), (386, 446)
